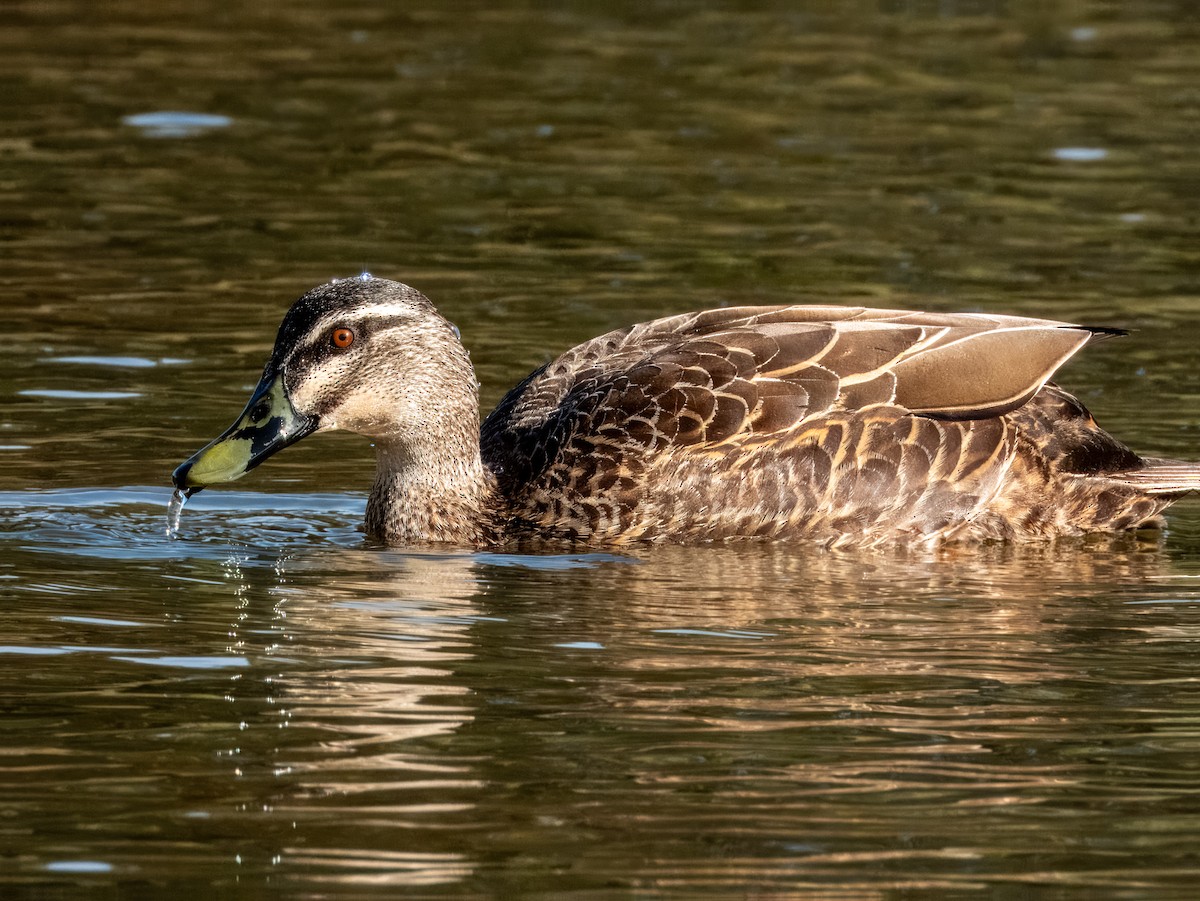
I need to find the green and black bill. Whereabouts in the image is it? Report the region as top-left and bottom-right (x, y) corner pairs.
(172, 369), (316, 495)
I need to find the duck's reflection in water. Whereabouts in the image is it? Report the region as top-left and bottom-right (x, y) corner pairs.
(490, 533), (1196, 695)
(229, 549), (488, 888)
(439, 533), (1200, 888)
(219, 532), (1197, 890)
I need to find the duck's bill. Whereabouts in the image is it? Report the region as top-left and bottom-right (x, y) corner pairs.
(172, 372), (317, 495)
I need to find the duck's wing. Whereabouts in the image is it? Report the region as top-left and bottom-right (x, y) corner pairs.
(481, 305), (1103, 514)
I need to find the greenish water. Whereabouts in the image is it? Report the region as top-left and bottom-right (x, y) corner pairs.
(4, 1), (1199, 897)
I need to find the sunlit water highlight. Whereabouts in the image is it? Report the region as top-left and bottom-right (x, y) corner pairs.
(121, 111), (233, 138)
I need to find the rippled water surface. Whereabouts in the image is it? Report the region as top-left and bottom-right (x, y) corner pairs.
(5, 1), (1200, 897)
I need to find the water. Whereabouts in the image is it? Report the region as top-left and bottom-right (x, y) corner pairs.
(4, 1), (1200, 896)
(166, 488), (188, 538)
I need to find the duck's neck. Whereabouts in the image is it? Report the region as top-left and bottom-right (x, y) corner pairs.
(365, 427), (497, 546)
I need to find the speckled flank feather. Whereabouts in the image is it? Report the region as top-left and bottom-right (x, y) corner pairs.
(179, 278), (1200, 547)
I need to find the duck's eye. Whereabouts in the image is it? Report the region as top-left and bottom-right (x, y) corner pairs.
(331, 327), (355, 349)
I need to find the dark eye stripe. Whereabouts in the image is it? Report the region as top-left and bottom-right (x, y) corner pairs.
(282, 315), (423, 375)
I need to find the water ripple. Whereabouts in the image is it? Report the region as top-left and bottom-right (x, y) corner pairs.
(121, 111), (232, 137)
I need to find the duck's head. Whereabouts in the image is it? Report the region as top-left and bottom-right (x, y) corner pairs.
(172, 275), (473, 495)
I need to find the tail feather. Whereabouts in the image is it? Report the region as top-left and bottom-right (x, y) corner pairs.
(1110, 458), (1200, 494)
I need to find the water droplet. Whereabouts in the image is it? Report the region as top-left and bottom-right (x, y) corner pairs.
(166, 488), (188, 539)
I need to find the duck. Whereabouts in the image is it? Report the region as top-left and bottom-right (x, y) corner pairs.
(172, 274), (1200, 547)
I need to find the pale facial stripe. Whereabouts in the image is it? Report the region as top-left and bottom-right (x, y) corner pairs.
(292, 303), (432, 354)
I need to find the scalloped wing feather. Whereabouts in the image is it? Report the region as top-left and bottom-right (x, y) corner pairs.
(479, 305), (1149, 542)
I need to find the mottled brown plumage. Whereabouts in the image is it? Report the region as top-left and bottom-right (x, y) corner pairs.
(173, 276), (1200, 547)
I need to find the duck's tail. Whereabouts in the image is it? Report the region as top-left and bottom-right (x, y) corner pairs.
(1110, 458), (1200, 495)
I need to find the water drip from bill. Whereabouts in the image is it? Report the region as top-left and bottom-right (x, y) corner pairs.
(166, 488), (188, 539)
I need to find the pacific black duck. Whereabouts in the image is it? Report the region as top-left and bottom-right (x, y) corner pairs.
(172, 275), (1200, 547)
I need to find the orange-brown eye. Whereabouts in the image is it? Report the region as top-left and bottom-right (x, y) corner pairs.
(331, 327), (355, 349)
